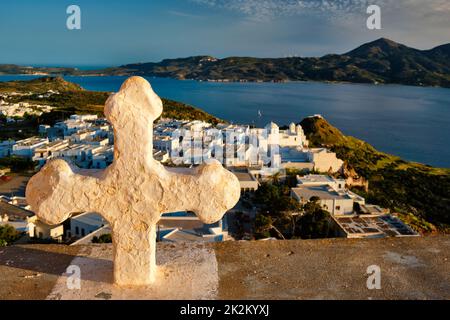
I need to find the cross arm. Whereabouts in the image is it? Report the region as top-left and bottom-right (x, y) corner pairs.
(160, 160), (241, 224)
(25, 159), (106, 226)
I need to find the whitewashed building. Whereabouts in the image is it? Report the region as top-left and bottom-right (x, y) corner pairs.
(12, 137), (49, 159)
(291, 174), (365, 216)
(68, 212), (108, 239)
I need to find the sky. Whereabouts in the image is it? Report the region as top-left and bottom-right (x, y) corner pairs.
(0, 0), (449, 66)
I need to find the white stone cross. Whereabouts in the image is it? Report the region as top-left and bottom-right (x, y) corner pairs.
(26, 77), (241, 286)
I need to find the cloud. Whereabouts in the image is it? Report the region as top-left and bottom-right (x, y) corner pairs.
(192, 0), (377, 20)
(191, 0), (450, 22)
(168, 10), (204, 19)
(187, 0), (450, 55)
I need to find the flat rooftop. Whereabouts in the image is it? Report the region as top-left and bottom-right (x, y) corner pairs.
(0, 236), (448, 299)
(232, 171), (255, 182)
(71, 212), (106, 226)
(16, 138), (47, 147)
(0, 199), (34, 219)
(335, 215), (418, 237)
(292, 185), (351, 201)
(35, 140), (69, 150)
(298, 174), (343, 184)
(162, 229), (219, 243)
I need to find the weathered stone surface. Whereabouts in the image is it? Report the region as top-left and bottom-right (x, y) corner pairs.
(25, 76), (241, 286)
(1, 236), (448, 300)
(46, 243), (220, 300)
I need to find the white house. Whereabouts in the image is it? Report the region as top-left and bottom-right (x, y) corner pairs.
(27, 216), (64, 242)
(32, 139), (70, 167)
(68, 212), (107, 239)
(306, 148), (344, 173)
(38, 125), (51, 135)
(158, 211), (230, 242)
(12, 137), (49, 159)
(279, 123), (308, 148)
(69, 114), (98, 122)
(291, 185), (355, 215)
(265, 122), (280, 146)
(297, 174), (346, 191)
(231, 169), (259, 192)
(0, 140), (15, 158)
(291, 174), (365, 215)
(92, 146), (114, 169)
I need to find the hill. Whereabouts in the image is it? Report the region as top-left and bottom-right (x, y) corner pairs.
(0, 76), (83, 92)
(1, 38), (450, 88)
(300, 116), (450, 233)
(116, 38), (450, 87)
(0, 65), (77, 77)
(0, 77), (223, 140)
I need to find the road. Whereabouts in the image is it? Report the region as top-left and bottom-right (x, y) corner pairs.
(0, 174), (32, 198)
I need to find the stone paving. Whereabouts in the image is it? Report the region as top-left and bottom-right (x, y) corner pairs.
(0, 236), (448, 300)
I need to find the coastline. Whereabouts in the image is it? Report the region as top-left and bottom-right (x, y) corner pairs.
(0, 70), (450, 89)
(0, 73), (449, 90)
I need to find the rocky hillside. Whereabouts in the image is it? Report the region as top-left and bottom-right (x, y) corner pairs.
(113, 39), (450, 87)
(2, 38), (450, 88)
(300, 116), (450, 233)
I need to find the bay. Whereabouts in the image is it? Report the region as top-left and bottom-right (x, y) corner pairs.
(1, 75), (449, 168)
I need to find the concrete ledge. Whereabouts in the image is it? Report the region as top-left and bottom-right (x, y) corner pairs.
(0, 236), (449, 300)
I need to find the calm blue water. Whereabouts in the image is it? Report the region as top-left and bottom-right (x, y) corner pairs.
(1, 75), (449, 168)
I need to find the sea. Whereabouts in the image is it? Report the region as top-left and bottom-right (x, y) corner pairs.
(1, 75), (449, 168)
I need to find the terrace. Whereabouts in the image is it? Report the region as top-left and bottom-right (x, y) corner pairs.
(334, 214), (419, 238)
(0, 236), (448, 299)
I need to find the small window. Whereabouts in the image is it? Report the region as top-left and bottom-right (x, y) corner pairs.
(336, 206), (341, 210)
(81, 229), (85, 237)
(75, 226), (79, 235)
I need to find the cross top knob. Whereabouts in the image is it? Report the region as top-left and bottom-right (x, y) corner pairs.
(26, 77), (241, 286)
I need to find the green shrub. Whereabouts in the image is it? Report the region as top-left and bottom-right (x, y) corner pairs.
(0, 224), (19, 245)
(92, 233), (112, 243)
(0, 156), (35, 172)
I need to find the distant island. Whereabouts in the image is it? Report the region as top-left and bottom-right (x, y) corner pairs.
(1, 38), (450, 88)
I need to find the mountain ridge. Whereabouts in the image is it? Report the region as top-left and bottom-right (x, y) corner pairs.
(1, 38), (450, 88)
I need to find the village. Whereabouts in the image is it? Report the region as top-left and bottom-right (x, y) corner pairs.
(0, 90), (57, 118)
(0, 113), (418, 246)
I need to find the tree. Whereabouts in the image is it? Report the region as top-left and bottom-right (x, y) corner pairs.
(295, 201), (332, 239)
(255, 214), (273, 239)
(269, 172), (281, 184)
(0, 156), (36, 172)
(92, 233), (112, 243)
(254, 182), (301, 215)
(0, 224), (19, 245)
